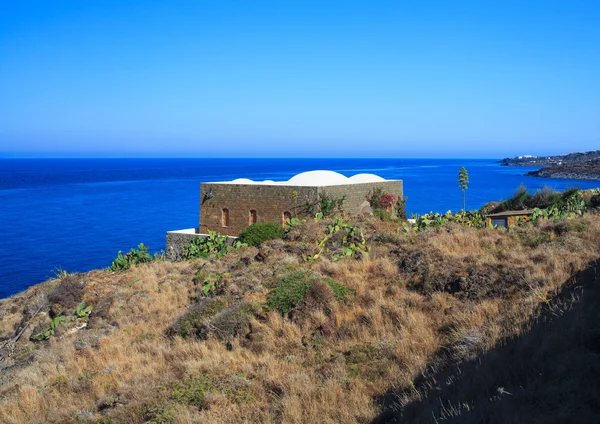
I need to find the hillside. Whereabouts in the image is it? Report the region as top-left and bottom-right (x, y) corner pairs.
(500, 150), (600, 167)
(501, 150), (600, 180)
(1, 210), (600, 423)
(525, 160), (600, 180)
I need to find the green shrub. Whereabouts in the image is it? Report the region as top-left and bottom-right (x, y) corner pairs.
(171, 373), (255, 408)
(169, 298), (228, 339)
(110, 243), (153, 271)
(267, 270), (316, 313)
(373, 208), (392, 222)
(267, 271), (354, 313)
(304, 192), (346, 217)
(395, 196), (408, 220)
(238, 223), (284, 247)
(172, 374), (212, 407)
(324, 278), (355, 303)
(590, 193), (600, 208)
(492, 185), (531, 213)
(169, 300), (254, 341)
(145, 403), (178, 424)
(209, 302), (255, 340)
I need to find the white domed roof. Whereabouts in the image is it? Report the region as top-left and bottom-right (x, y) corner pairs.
(216, 170), (390, 186)
(230, 178), (255, 184)
(287, 170), (352, 186)
(349, 173), (386, 183)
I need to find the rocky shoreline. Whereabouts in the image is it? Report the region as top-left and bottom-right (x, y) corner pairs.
(501, 150), (600, 180)
(526, 161), (600, 180)
(501, 150), (600, 167)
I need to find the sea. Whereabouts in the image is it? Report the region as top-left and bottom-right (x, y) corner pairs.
(1, 158), (599, 299)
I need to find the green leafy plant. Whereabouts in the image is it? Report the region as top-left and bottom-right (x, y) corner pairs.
(395, 196), (408, 220)
(201, 273), (229, 296)
(304, 217), (369, 262)
(76, 302), (92, 318)
(304, 192), (346, 217)
(411, 210), (486, 231)
(238, 223), (284, 247)
(110, 243), (153, 271)
(40, 315), (68, 340)
(182, 230), (246, 260)
(285, 217), (305, 233)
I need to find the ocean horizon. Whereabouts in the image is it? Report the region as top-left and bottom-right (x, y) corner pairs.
(2, 157), (599, 299)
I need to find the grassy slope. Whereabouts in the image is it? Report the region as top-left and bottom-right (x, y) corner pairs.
(1, 215), (600, 423)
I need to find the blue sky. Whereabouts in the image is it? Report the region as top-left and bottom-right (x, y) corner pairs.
(0, 0), (598, 158)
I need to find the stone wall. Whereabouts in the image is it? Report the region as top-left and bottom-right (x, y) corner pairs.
(199, 184), (316, 236)
(317, 181), (404, 216)
(199, 180), (403, 236)
(166, 229), (202, 261)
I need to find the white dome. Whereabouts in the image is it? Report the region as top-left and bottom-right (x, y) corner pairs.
(230, 178), (255, 184)
(349, 173), (386, 183)
(217, 170), (389, 186)
(287, 170), (352, 186)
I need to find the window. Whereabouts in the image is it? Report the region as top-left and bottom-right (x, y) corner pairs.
(249, 209), (257, 225)
(491, 217), (507, 228)
(222, 208), (229, 227)
(282, 211), (292, 227)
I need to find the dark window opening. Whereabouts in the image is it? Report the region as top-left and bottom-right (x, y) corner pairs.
(282, 211), (292, 227)
(222, 208), (230, 227)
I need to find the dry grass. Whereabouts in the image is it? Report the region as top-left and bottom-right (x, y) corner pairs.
(1, 214), (600, 423)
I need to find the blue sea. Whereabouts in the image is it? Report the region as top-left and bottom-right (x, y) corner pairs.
(1, 158), (599, 299)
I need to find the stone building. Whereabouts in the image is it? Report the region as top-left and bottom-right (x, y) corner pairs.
(166, 170), (403, 259)
(485, 210), (534, 227)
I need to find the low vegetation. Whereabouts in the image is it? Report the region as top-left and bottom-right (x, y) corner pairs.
(238, 223), (285, 247)
(1, 190), (600, 423)
(181, 230), (247, 260)
(109, 243), (154, 271)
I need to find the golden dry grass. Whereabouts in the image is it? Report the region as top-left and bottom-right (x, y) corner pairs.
(0, 214), (599, 423)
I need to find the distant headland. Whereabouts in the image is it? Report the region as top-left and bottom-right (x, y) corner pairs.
(501, 150), (600, 180)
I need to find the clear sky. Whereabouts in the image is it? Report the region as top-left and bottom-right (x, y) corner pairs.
(0, 0), (598, 158)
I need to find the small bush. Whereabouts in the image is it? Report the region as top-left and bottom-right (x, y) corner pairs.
(492, 185), (531, 213)
(169, 298), (228, 339)
(267, 270), (316, 313)
(373, 208), (392, 222)
(209, 302), (255, 340)
(48, 274), (83, 313)
(395, 196), (408, 220)
(171, 373), (255, 408)
(169, 300), (254, 341)
(323, 278), (355, 303)
(589, 193), (600, 208)
(529, 186), (561, 209)
(238, 223), (284, 247)
(304, 192), (346, 217)
(267, 271), (354, 313)
(172, 374), (212, 407)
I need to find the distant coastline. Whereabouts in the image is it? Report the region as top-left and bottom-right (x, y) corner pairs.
(501, 150), (600, 181)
